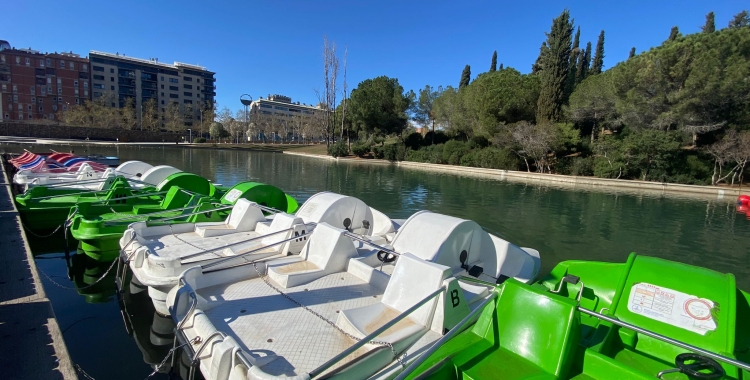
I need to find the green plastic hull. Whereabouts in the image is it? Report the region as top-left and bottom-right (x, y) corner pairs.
(405, 254), (750, 380)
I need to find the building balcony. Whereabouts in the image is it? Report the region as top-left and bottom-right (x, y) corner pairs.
(118, 72), (136, 79)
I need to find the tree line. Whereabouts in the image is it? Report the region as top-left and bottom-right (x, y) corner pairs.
(331, 9), (750, 186)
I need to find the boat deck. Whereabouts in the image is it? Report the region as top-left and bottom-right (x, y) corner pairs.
(138, 230), (266, 263)
(193, 267), (436, 376)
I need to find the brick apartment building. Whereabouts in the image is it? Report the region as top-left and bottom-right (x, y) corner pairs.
(0, 40), (91, 123)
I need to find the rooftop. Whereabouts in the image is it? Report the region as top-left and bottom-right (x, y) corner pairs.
(90, 50), (211, 72)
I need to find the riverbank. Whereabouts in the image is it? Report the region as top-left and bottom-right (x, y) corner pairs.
(0, 159), (76, 379)
(283, 151), (747, 200)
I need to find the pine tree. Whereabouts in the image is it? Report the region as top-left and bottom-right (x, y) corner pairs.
(536, 10), (574, 122)
(629, 47), (636, 59)
(591, 30), (605, 74)
(490, 51), (497, 72)
(499, 63), (504, 70)
(728, 10), (750, 28)
(668, 26), (680, 41)
(459, 65), (471, 88)
(576, 42), (591, 85)
(702, 11), (716, 33)
(566, 26), (581, 97)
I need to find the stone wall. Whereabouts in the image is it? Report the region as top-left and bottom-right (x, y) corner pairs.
(0, 121), (185, 142)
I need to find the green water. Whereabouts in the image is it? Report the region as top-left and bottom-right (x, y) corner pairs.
(3, 143), (749, 380)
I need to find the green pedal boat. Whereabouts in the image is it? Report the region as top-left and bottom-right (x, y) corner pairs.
(15, 171), (212, 232)
(400, 253), (750, 380)
(69, 181), (299, 262)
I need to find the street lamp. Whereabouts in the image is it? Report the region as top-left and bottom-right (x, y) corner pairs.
(187, 128), (192, 144)
(240, 94), (252, 144)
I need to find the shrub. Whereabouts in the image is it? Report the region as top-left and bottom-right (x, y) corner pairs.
(328, 140), (348, 157)
(459, 147), (520, 170)
(570, 156), (594, 176)
(383, 144), (407, 162)
(468, 135), (490, 149)
(442, 140), (469, 165)
(422, 130), (449, 146)
(403, 132), (424, 151)
(351, 142), (370, 157)
(372, 146), (385, 159)
(406, 145), (442, 163)
(193, 137), (207, 143)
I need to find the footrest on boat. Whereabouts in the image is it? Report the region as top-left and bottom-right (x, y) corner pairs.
(195, 199), (266, 237)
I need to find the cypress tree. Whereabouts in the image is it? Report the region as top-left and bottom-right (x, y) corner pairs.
(531, 42), (547, 74)
(628, 47), (636, 59)
(668, 26), (680, 41)
(490, 51), (497, 72)
(591, 30), (605, 74)
(702, 11), (716, 33)
(536, 10), (574, 122)
(728, 10), (749, 28)
(566, 26), (581, 98)
(576, 42), (591, 85)
(499, 63), (504, 70)
(459, 65), (471, 88)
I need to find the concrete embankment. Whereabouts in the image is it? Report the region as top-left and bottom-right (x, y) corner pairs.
(0, 160), (76, 379)
(283, 151), (746, 200)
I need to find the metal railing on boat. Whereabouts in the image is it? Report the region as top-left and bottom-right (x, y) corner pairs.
(102, 202), (226, 224)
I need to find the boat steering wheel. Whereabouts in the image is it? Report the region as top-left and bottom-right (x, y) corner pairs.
(675, 353), (725, 379)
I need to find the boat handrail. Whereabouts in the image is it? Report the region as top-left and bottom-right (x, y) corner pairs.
(343, 231), (400, 257)
(577, 307), (750, 372)
(28, 188), (133, 201)
(308, 285), (448, 378)
(101, 202), (224, 224)
(86, 190), (169, 205)
(200, 223), (318, 271)
(137, 204), (235, 225)
(28, 176), (114, 188)
(394, 291), (499, 380)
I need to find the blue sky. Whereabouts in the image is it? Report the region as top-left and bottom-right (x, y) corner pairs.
(2, 0), (746, 112)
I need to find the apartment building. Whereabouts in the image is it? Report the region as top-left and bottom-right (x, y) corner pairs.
(247, 94), (324, 141)
(89, 51), (215, 128)
(0, 40), (91, 122)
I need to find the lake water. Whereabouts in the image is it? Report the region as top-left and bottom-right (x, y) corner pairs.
(3, 142), (749, 380)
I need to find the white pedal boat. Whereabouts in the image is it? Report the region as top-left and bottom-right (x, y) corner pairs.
(166, 210), (541, 380)
(16, 162), (181, 191)
(120, 192), (399, 316)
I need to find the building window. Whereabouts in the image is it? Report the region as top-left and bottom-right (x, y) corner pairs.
(183, 76), (193, 82)
(38, 98), (42, 104)
(25, 58), (30, 66)
(47, 78), (52, 84)
(75, 98), (79, 104)
(161, 100), (164, 105)
(39, 59), (45, 67)
(15, 56), (20, 64)
(84, 90), (88, 97)
(30, 86), (35, 94)
(111, 85), (115, 90)
(110, 68), (114, 73)
(57, 78), (62, 85)
(75, 89), (79, 95)
(169, 78), (178, 83)
(28, 104), (32, 111)
(93, 84), (105, 89)
(161, 76), (164, 81)
(1, 84), (5, 92)
(46, 58), (51, 66)
(74, 80), (78, 86)
(160, 92), (164, 96)
(160, 84), (164, 89)
(0, 55), (4, 63)
(184, 99), (193, 104)
(69, 62), (74, 69)
(83, 64), (87, 71)
(58, 88), (62, 95)
(31, 96), (36, 103)
(3, 114), (7, 120)
(38, 105), (43, 112)
(184, 84), (192, 89)
(183, 92), (193, 97)
(169, 94), (178, 99)
(58, 97), (63, 102)
(47, 86), (52, 93)
(93, 65), (104, 72)
(41, 87), (46, 95)
(169, 86), (178, 91)
(111, 77), (114, 82)
(18, 114), (23, 120)
(83, 81), (88, 88)
(197, 79), (200, 83)
(60, 60), (65, 68)
(63, 104), (67, 111)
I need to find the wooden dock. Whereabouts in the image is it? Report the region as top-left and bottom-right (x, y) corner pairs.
(0, 159), (77, 379)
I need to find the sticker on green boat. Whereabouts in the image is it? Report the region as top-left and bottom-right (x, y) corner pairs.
(224, 189), (243, 203)
(627, 282), (717, 335)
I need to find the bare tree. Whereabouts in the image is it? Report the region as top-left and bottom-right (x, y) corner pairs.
(164, 102), (184, 133)
(121, 97), (138, 130)
(318, 36), (339, 148)
(341, 46), (348, 146)
(141, 98), (159, 131)
(511, 121), (559, 173)
(707, 130), (750, 185)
